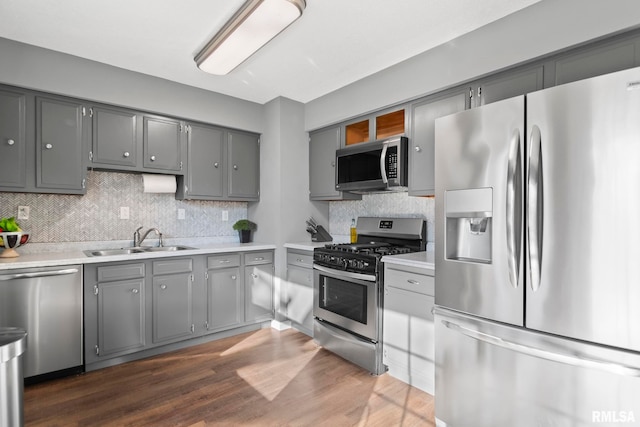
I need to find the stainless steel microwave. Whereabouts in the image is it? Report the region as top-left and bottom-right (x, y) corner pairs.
(335, 136), (408, 192)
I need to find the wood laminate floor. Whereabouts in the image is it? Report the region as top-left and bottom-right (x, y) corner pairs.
(24, 328), (435, 426)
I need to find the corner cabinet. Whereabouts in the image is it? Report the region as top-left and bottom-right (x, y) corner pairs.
(284, 248), (314, 336)
(309, 126), (360, 201)
(244, 251), (274, 322)
(177, 125), (259, 201)
(383, 262), (435, 395)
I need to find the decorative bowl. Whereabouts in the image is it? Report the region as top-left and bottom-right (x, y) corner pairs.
(0, 231), (30, 258)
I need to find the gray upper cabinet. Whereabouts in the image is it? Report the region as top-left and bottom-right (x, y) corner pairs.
(143, 115), (183, 172)
(470, 64), (545, 108)
(90, 105), (138, 168)
(0, 88), (27, 189)
(409, 89), (467, 196)
(178, 123), (225, 200)
(177, 125), (260, 201)
(553, 33), (640, 86)
(227, 130), (259, 200)
(309, 126), (360, 201)
(36, 96), (86, 194)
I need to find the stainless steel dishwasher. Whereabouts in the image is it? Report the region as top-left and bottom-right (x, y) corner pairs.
(0, 265), (83, 380)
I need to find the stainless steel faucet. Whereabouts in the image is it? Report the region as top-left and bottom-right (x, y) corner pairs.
(133, 227), (163, 247)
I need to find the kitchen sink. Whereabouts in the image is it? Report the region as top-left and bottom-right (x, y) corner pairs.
(139, 245), (195, 252)
(83, 246), (195, 257)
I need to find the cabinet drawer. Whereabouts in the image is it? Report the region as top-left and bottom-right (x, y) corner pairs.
(244, 251), (273, 265)
(97, 263), (145, 282)
(385, 266), (434, 296)
(152, 258), (193, 275)
(208, 253), (241, 269)
(287, 251), (313, 269)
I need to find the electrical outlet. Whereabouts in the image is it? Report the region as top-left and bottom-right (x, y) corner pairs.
(17, 206), (30, 220)
(222, 211), (229, 221)
(177, 209), (185, 220)
(120, 207), (130, 220)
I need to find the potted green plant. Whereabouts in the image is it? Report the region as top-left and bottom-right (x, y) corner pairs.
(233, 219), (257, 243)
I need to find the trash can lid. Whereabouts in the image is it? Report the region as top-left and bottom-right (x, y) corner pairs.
(0, 327), (27, 363)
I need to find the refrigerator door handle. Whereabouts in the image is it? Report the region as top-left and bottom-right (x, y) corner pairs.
(506, 129), (522, 289)
(528, 125), (543, 292)
(441, 319), (640, 377)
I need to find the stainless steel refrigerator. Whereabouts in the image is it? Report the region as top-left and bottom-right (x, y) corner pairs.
(434, 66), (640, 427)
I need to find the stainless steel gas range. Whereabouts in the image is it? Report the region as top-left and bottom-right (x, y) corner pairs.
(312, 217), (426, 375)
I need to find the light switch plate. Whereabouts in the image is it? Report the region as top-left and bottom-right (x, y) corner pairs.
(222, 211), (229, 221)
(17, 206), (30, 220)
(178, 209), (185, 220)
(120, 207), (130, 220)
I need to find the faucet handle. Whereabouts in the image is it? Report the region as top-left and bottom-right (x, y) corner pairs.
(158, 233), (164, 247)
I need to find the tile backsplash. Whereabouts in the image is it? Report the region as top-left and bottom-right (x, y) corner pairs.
(0, 171), (247, 247)
(329, 191), (435, 245)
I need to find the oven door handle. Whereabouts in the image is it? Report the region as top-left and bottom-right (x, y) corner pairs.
(313, 264), (376, 282)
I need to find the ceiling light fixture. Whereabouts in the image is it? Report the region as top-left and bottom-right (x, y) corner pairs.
(195, 0), (306, 75)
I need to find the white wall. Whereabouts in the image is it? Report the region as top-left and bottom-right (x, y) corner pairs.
(305, 0), (640, 130)
(0, 38), (263, 132)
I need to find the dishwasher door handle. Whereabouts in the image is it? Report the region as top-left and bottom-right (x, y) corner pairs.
(0, 268), (80, 281)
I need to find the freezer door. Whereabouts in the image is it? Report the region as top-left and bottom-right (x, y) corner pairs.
(526, 66), (640, 351)
(435, 307), (640, 427)
(435, 96), (524, 326)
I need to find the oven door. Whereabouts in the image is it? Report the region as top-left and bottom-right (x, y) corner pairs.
(313, 264), (378, 341)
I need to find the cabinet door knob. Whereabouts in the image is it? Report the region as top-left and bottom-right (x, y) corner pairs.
(214, 162), (219, 168)
(7, 139), (15, 146)
(45, 143), (53, 149)
(123, 151), (130, 158)
(231, 275), (237, 280)
(331, 161), (335, 167)
(131, 288), (139, 294)
(414, 146), (421, 152)
(150, 155), (156, 161)
(251, 273), (258, 279)
(233, 164), (238, 170)
(160, 284), (167, 290)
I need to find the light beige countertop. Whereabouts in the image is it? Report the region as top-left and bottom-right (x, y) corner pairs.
(0, 242), (277, 271)
(381, 251), (435, 273)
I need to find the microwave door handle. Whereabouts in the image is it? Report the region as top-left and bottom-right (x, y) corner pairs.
(380, 140), (389, 184)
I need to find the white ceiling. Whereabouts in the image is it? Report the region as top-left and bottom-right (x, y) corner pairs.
(0, 0), (541, 105)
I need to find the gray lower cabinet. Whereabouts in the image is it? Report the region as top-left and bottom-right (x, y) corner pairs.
(284, 249), (314, 336)
(36, 96), (87, 193)
(383, 263), (435, 395)
(244, 251), (274, 322)
(309, 126), (360, 201)
(228, 130), (260, 200)
(0, 88), (27, 189)
(84, 250), (274, 370)
(409, 89), (467, 196)
(206, 254), (243, 331)
(85, 262), (146, 363)
(151, 258), (194, 344)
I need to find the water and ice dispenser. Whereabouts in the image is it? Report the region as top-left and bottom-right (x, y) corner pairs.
(445, 188), (493, 264)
